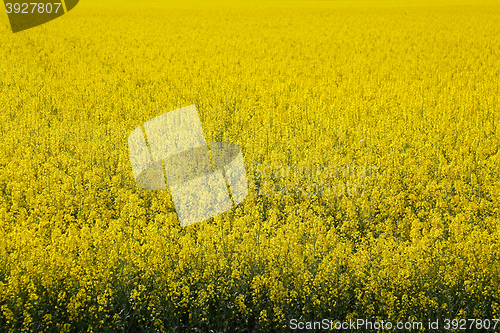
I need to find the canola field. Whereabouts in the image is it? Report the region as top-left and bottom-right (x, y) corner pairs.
(1, 0), (500, 331)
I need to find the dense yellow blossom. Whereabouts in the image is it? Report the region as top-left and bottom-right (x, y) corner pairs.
(0, 0), (499, 331)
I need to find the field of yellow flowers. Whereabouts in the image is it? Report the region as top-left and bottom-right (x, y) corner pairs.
(1, 0), (500, 331)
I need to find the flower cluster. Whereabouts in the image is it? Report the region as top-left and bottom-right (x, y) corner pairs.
(0, 0), (499, 332)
